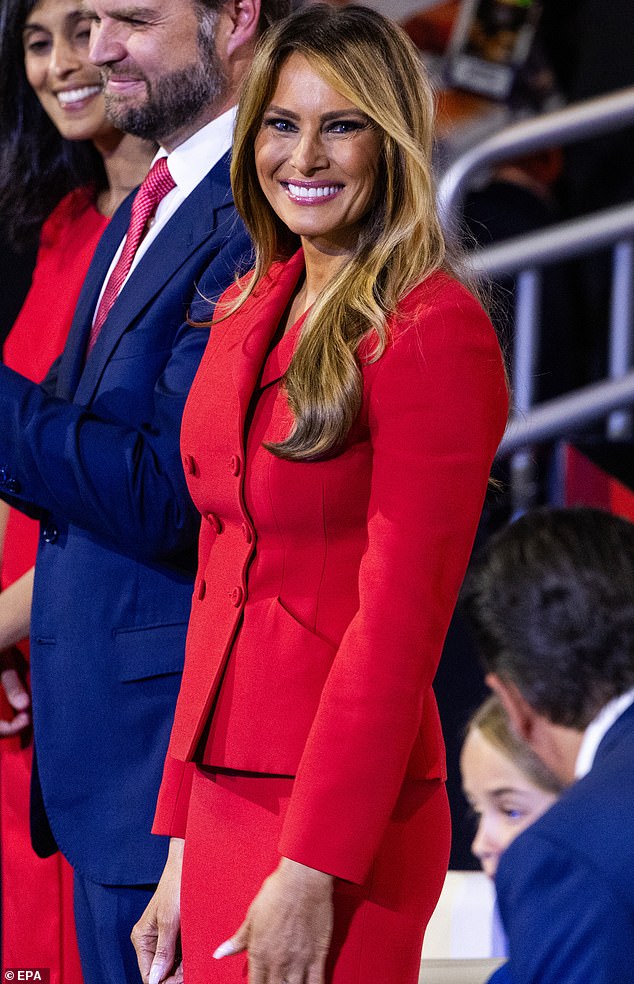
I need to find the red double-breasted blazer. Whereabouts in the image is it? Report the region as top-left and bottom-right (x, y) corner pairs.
(154, 250), (508, 883)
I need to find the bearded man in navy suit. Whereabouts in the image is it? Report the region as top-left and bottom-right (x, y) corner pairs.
(0, 1), (289, 980)
(462, 506), (634, 984)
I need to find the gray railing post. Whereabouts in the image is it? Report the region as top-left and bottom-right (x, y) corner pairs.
(607, 239), (634, 438)
(438, 88), (634, 509)
(510, 269), (541, 515)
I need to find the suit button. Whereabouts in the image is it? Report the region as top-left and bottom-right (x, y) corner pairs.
(42, 526), (59, 544)
(0, 468), (20, 494)
(183, 454), (198, 477)
(230, 586), (244, 608)
(198, 579), (207, 601)
(229, 455), (241, 477)
(241, 522), (253, 543)
(206, 512), (222, 533)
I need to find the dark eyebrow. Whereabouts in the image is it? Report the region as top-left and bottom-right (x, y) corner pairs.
(79, 4), (158, 19)
(263, 104), (370, 124)
(109, 6), (157, 17)
(23, 10), (89, 34)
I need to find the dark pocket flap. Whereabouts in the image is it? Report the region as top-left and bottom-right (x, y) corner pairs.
(115, 622), (188, 682)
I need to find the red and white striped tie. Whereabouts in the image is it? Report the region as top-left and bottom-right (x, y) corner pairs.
(88, 157), (176, 354)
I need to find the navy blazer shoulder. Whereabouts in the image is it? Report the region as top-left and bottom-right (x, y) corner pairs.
(495, 703), (634, 984)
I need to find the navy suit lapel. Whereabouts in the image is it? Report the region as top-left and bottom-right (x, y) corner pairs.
(57, 152), (236, 404)
(75, 156), (235, 404)
(55, 194), (134, 400)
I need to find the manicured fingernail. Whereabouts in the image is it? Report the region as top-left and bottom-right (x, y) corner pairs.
(213, 940), (236, 959)
(149, 964), (163, 984)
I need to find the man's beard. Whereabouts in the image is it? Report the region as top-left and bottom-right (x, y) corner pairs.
(102, 18), (226, 143)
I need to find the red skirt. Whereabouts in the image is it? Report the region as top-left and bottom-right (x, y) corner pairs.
(181, 768), (450, 984)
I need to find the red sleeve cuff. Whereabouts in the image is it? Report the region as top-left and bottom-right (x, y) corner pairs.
(152, 754), (195, 838)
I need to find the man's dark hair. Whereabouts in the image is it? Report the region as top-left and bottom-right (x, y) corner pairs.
(461, 507), (634, 729)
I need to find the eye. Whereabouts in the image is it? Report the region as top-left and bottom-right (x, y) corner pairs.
(325, 118), (369, 135)
(24, 34), (51, 55)
(262, 116), (298, 134)
(74, 23), (92, 45)
(501, 805), (524, 821)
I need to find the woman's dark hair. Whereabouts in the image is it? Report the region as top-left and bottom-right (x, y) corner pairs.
(0, 0), (106, 248)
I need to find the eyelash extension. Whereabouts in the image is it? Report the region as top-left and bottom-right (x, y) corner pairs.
(261, 117), (370, 135)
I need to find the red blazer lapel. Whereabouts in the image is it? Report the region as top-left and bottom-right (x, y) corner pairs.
(228, 249), (306, 412)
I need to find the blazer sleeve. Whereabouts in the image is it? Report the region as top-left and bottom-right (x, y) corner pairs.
(497, 827), (634, 984)
(278, 284), (508, 882)
(0, 244), (244, 561)
(0, 319), (205, 559)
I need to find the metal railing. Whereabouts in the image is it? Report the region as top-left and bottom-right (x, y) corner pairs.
(437, 86), (634, 512)
(438, 86), (634, 226)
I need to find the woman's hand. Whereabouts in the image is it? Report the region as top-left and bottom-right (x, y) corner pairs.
(214, 857), (334, 984)
(131, 837), (184, 984)
(0, 650), (31, 736)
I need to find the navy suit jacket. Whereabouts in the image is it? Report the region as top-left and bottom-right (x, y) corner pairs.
(492, 702), (634, 984)
(0, 151), (252, 885)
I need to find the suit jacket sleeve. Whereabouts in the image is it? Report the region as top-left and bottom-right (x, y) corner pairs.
(497, 827), (634, 984)
(0, 251), (239, 561)
(278, 284), (508, 882)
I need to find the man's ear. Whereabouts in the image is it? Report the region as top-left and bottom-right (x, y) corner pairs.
(486, 673), (538, 743)
(224, 0), (261, 57)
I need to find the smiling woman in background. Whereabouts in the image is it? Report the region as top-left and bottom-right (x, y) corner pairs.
(133, 6), (508, 984)
(0, 1), (153, 978)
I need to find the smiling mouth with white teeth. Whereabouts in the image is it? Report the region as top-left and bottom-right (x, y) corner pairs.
(284, 182), (344, 201)
(57, 85), (102, 107)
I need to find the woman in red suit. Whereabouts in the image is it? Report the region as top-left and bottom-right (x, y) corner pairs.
(0, 1), (153, 978)
(134, 7), (508, 984)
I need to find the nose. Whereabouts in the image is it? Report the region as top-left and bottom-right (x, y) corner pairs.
(49, 37), (81, 78)
(89, 18), (125, 67)
(471, 819), (499, 873)
(290, 130), (327, 174)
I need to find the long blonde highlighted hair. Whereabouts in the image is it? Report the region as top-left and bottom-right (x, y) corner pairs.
(230, 4), (453, 460)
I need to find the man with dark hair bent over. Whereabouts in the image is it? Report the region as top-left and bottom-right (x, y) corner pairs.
(462, 506), (634, 984)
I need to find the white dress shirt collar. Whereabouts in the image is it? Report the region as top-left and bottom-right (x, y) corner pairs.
(155, 106), (237, 203)
(575, 686), (634, 779)
(92, 106), (238, 322)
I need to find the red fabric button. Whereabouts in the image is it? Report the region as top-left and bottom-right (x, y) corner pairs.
(206, 512), (222, 533)
(230, 455), (241, 476)
(230, 586), (244, 607)
(184, 454), (198, 477)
